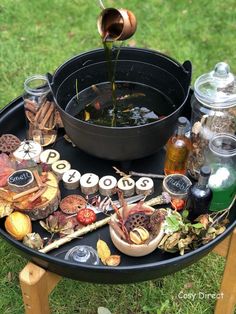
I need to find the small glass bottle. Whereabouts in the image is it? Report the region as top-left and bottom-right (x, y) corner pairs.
(206, 133), (236, 211)
(23, 74), (57, 147)
(164, 117), (191, 175)
(185, 166), (212, 221)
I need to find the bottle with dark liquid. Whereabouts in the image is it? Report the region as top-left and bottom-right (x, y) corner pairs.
(164, 117), (190, 175)
(186, 166), (213, 221)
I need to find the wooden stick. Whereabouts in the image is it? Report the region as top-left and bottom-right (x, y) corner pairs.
(13, 186), (39, 200)
(29, 186), (47, 203)
(39, 216), (112, 254)
(32, 170), (44, 188)
(129, 171), (165, 179)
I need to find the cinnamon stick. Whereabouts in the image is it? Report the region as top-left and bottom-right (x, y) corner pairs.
(13, 186), (39, 200)
(29, 186), (47, 203)
(32, 169), (44, 187)
(24, 101), (37, 114)
(35, 101), (51, 124)
(39, 103), (54, 130)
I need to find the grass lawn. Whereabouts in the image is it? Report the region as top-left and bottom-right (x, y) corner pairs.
(0, 0), (235, 313)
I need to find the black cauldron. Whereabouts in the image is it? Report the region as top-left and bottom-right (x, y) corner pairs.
(48, 47), (192, 161)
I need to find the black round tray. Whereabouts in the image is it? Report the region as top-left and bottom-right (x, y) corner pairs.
(0, 96), (235, 284)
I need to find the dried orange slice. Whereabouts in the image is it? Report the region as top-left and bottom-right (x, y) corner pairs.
(59, 195), (87, 214)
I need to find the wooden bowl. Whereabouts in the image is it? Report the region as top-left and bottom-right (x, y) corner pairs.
(109, 204), (164, 257)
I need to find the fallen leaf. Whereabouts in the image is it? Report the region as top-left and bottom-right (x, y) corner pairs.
(97, 239), (111, 265)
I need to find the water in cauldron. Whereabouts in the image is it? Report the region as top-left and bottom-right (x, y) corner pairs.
(65, 81), (176, 127)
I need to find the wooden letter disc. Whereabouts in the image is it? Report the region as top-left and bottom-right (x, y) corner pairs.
(99, 175), (117, 196)
(52, 160), (71, 179)
(117, 177), (135, 197)
(62, 169), (81, 190)
(135, 177), (154, 195)
(80, 173), (99, 195)
(40, 149), (60, 165)
(13, 140), (42, 162)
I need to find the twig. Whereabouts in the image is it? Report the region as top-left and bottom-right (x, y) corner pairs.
(98, 0), (105, 9)
(39, 216), (112, 253)
(129, 171), (165, 179)
(209, 196), (236, 228)
(112, 166), (130, 178)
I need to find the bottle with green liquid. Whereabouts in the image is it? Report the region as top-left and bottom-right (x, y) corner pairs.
(206, 133), (236, 211)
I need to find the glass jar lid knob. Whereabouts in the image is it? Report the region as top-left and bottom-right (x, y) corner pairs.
(194, 62), (236, 108)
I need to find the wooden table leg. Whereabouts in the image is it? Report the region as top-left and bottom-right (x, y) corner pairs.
(19, 262), (61, 314)
(214, 228), (236, 314)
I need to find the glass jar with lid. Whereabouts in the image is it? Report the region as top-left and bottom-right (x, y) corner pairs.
(187, 62), (236, 179)
(23, 74), (57, 147)
(205, 133), (236, 211)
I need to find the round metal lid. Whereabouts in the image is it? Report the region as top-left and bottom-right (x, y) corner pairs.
(194, 62), (236, 108)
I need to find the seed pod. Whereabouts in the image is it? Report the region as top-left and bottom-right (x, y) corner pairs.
(23, 232), (44, 250)
(130, 227), (150, 244)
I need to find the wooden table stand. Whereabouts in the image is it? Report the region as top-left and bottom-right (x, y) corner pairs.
(19, 228), (236, 314)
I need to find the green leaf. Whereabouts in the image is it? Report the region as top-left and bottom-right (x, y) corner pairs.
(182, 209), (189, 219)
(192, 223), (204, 229)
(165, 215), (181, 232)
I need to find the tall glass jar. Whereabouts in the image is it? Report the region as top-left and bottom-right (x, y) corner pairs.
(187, 62), (236, 179)
(206, 133), (236, 211)
(23, 74), (57, 146)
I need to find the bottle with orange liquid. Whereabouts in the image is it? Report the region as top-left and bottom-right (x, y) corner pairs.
(164, 117), (191, 175)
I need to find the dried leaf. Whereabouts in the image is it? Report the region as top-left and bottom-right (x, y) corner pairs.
(105, 255), (121, 266)
(0, 200), (13, 218)
(97, 239), (111, 265)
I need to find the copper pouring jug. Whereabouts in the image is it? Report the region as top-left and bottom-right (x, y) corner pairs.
(97, 7), (137, 41)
